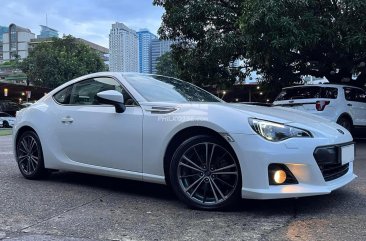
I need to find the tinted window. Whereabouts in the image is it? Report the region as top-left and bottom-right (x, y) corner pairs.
(53, 85), (73, 104)
(123, 74), (221, 103)
(344, 87), (366, 102)
(275, 86), (338, 101)
(54, 77), (136, 106)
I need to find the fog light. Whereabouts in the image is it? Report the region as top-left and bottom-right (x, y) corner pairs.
(273, 170), (287, 184)
(268, 164), (298, 185)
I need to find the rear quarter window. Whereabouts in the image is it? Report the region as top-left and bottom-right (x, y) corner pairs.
(53, 85), (73, 104)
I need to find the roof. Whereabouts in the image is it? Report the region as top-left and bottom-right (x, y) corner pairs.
(283, 84), (362, 89)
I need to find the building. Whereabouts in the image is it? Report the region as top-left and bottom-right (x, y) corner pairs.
(0, 26), (9, 63)
(2, 23), (35, 61)
(29, 37), (109, 66)
(137, 29), (157, 73)
(109, 22), (138, 72)
(151, 39), (174, 74)
(37, 25), (58, 39)
(76, 38), (109, 66)
(0, 26), (9, 42)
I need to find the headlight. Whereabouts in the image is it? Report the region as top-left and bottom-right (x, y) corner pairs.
(248, 118), (312, 142)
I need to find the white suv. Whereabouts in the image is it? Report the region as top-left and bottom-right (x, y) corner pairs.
(273, 84), (366, 133)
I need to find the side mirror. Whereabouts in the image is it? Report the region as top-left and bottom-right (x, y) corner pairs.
(96, 90), (126, 113)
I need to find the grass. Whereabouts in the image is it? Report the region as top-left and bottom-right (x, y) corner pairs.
(0, 129), (12, 136)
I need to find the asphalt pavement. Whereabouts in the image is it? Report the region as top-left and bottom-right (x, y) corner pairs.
(0, 135), (365, 241)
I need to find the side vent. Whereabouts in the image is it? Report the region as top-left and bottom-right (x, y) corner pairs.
(144, 106), (178, 114)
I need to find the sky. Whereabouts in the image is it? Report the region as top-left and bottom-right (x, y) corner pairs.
(0, 0), (165, 48)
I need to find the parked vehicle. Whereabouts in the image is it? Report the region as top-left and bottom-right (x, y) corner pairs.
(0, 112), (15, 128)
(273, 84), (366, 133)
(21, 102), (34, 108)
(13, 73), (356, 210)
(0, 101), (23, 116)
(239, 102), (272, 107)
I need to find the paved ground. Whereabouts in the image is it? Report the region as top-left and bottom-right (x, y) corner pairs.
(0, 135), (365, 241)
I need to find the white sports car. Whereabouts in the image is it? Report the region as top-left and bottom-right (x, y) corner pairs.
(13, 72), (356, 210)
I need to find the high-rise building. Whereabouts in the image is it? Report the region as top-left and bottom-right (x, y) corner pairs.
(37, 25), (59, 39)
(137, 29), (157, 73)
(109, 22), (138, 72)
(2, 23), (35, 61)
(0, 26), (9, 63)
(151, 39), (174, 74)
(0, 26), (9, 42)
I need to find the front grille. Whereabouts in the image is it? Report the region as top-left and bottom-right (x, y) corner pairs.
(313, 144), (352, 182)
(318, 163), (349, 181)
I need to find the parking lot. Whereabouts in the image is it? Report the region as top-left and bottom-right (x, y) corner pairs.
(0, 135), (365, 241)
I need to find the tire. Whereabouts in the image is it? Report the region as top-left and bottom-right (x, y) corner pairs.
(336, 116), (353, 133)
(170, 135), (241, 210)
(16, 131), (47, 179)
(3, 121), (9, 128)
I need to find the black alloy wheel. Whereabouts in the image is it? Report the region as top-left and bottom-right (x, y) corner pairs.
(170, 135), (241, 210)
(16, 131), (47, 179)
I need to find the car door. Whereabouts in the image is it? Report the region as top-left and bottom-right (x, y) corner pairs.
(344, 87), (366, 126)
(52, 76), (143, 174)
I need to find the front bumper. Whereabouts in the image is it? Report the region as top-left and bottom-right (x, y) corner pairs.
(230, 134), (356, 199)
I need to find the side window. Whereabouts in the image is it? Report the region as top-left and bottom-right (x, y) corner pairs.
(68, 77), (136, 106)
(322, 87), (338, 99)
(344, 87), (355, 101)
(354, 89), (366, 103)
(53, 85), (73, 104)
(344, 87), (366, 103)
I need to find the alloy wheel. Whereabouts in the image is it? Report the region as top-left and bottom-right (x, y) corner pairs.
(16, 132), (44, 178)
(176, 141), (239, 206)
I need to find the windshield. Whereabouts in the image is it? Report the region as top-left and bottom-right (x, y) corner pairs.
(123, 74), (221, 103)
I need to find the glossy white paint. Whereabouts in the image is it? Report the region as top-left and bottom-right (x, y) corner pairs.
(13, 72), (357, 199)
(97, 90), (125, 104)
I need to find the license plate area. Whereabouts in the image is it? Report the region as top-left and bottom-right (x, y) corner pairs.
(340, 144), (354, 165)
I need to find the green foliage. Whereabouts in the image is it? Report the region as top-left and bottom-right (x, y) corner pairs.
(155, 0), (366, 98)
(155, 52), (180, 78)
(240, 0), (366, 96)
(21, 35), (107, 88)
(153, 0), (245, 88)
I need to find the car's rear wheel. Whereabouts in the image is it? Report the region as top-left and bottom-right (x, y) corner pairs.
(170, 135), (241, 210)
(337, 116), (353, 133)
(16, 131), (47, 179)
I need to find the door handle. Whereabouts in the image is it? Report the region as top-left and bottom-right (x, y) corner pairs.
(61, 116), (74, 124)
(347, 103), (352, 106)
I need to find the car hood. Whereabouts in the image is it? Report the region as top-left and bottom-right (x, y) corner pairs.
(228, 103), (330, 124)
(141, 102), (330, 125)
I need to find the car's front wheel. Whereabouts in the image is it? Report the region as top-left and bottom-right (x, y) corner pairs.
(3, 121), (10, 128)
(16, 131), (47, 179)
(170, 135), (241, 210)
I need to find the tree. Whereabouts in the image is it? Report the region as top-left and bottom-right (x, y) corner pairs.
(155, 0), (366, 98)
(239, 0), (366, 96)
(155, 52), (180, 78)
(153, 0), (245, 88)
(21, 35), (107, 88)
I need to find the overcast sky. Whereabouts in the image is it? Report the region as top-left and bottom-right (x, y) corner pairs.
(0, 0), (164, 48)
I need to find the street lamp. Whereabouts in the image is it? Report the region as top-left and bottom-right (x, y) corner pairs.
(4, 88), (8, 97)
(221, 90), (227, 99)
